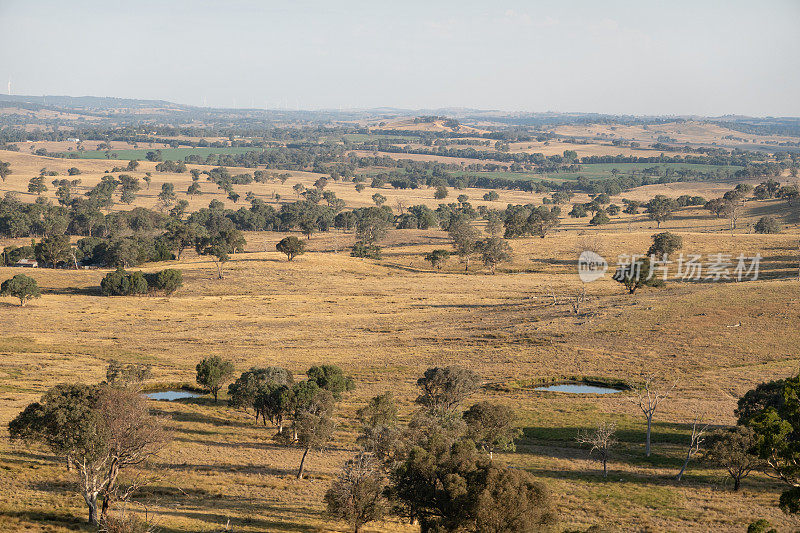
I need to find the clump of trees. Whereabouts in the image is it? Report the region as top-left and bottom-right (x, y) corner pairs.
(324, 365), (555, 532)
(227, 364), (355, 479)
(100, 268), (183, 296)
(503, 204), (560, 238)
(736, 372), (800, 512)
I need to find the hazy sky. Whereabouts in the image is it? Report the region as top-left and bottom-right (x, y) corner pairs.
(1, 0), (798, 116)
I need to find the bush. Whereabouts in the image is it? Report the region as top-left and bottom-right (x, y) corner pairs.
(747, 519), (777, 533)
(101, 269), (148, 296)
(144, 269), (183, 295)
(102, 268), (183, 296)
(351, 242), (382, 259)
(754, 216), (781, 234)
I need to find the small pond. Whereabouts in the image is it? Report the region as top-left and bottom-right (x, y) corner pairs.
(534, 384), (622, 394)
(144, 390), (203, 401)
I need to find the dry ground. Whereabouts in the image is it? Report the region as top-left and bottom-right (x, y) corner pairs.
(1, 150), (800, 531)
(1, 225), (800, 532)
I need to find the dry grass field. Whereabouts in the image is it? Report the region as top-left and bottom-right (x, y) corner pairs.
(1, 149), (800, 532)
(552, 121), (799, 149)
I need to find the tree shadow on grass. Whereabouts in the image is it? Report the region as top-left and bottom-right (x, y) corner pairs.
(519, 422), (694, 447)
(150, 408), (254, 429)
(151, 460), (295, 477)
(523, 465), (722, 489)
(41, 286), (102, 297)
(153, 506), (322, 532)
(0, 509), (90, 531)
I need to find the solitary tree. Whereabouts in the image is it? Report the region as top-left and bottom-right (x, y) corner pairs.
(416, 366), (481, 422)
(576, 422), (617, 478)
(1, 274), (41, 306)
(158, 182), (176, 209)
(28, 175), (48, 195)
(632, 375), (676, 457)
(647, 232), (683, 258)
(754, 216), (781, 234)
(293, 387), (335, 479)
(590, 211), (610, 226)
(0, 160), (10, 182)
(645, 195), (678, 228)
(276, 236), (306, 261)
(371, 192), (386, 207)
(390, 439), (555, 532)
(196, 356), (235, 403)
(356, 392), (399, 459)
(448, 219), (480, 271)
(9, 385), (168, 524)
(676, 417), (708, 481)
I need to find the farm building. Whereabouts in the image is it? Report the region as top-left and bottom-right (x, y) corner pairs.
(13, 259), (38, 268)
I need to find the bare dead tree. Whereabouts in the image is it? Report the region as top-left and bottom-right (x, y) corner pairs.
(631, 374), (676, 457)
(576, 422), (617, 478)
(676, 417), (708, 481)
(570, 286), (587, 314)
(394, 198), (407, 216)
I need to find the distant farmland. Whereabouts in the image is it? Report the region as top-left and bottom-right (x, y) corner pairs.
(62, 146), (261, 161)
(450, 162), (745, 182)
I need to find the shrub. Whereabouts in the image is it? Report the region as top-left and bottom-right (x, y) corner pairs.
(747, 519), (777, 533)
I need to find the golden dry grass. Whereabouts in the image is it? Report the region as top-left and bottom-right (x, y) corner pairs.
(1, 148), (800, 531)
(1, 223), (800, 531)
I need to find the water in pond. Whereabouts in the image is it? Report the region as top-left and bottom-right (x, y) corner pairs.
(534, 384), (621, 394)
(144, 390), (203, 401)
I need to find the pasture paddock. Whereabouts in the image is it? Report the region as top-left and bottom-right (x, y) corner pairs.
(1, 225), (800, 531)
